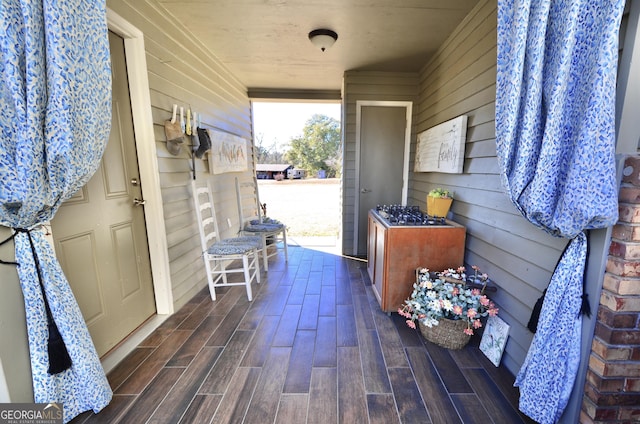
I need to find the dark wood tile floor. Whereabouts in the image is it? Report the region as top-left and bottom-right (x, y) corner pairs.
(71, 245), (535, 424)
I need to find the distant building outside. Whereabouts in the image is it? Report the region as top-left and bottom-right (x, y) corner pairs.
(256, 164), (293, 180)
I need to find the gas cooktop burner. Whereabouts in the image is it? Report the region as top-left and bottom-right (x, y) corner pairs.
(375, 205), (448, 226)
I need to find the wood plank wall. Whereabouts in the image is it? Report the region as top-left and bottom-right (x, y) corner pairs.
(341, 71), (418, 256)
(411, 0), (567, 374)
(107, 0), (255, 311)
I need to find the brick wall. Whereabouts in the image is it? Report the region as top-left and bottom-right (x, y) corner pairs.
(581, 156), (640, 423)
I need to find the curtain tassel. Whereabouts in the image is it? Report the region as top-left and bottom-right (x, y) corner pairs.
(580, 293), (591, 318)
(46, 314), (73, 374)
(14, 228), (72, 374)
(580, 230), (591, 318)
(527, 230), (591, 332)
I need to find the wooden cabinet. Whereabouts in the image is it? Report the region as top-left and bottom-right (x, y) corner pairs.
(367, 210), (466, 313)
(367, 216), (386, 303)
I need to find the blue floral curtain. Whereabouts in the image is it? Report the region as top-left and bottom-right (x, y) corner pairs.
(495, 0), (624, 423)
(0, 1), (112, 422)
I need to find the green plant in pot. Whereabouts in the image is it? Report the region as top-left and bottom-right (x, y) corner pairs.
(426, 187), (453, 217)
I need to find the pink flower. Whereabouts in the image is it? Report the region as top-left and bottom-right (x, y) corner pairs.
(471, 265), (480, 271)
(472, 288), (481, 296)
(418, 314), (426, 319)
(479, 296), (490, 306)
(406, 320), (416, 329)
(473, 319), (482, 329)
(453, 305), (463, 315)
(488, 308), (499, 317)
(466, 308), (477, 319)
(463, 328), (474, 336)
(457, 266), (466, 273)
(452, 287), (459, 296)
(398, 308), (411, 318)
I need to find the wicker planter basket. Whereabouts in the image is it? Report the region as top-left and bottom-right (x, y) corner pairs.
(419, 318), (471, 350)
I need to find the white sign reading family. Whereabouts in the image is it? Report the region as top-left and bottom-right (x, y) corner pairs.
(414, 115), (467, 173)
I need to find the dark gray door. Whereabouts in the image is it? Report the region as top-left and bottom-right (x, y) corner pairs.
(357, 105), (408, 256)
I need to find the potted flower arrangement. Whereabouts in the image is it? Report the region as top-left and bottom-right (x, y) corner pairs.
(398, 266), (499, 349)
(426, 188), (453, 218)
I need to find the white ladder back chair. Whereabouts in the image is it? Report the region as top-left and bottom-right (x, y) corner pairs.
(235, 176), (288, 271)
(192, 180), (261, 301)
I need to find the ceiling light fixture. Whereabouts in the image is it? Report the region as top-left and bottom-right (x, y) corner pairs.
(308, 29), (338, 52)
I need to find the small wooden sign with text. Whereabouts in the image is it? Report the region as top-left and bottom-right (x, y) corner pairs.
(208, 129), (248, 174)
(414, 115), (467, 173)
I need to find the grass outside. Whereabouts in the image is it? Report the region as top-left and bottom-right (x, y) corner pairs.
(257, 178), (340, 237)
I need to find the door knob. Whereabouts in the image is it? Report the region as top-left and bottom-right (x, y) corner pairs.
(131, 178), (139, 186)
(361, 188), (372, 193)
(133, 198), (146, 206)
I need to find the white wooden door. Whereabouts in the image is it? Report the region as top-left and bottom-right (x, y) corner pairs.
(50, 31), (156, 357)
